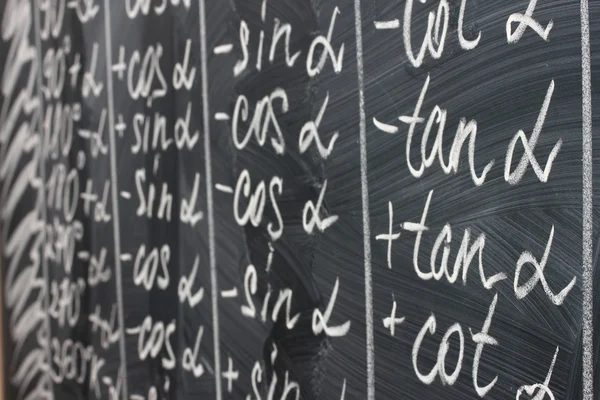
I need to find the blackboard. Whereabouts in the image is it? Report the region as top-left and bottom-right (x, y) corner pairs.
(0, 0), (599, 399)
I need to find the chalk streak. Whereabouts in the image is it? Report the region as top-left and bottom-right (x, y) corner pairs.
(198, 1), (223, 399)
(103, 1), (129, 398)
(580, 0), (593, 398)
(354, 1), (375, 399)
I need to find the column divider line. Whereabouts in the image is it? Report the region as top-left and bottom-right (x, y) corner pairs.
(102, 2), (129, 398)
(580, 0), (593, 398)
(198, 1), (223, 399)
(353, 2), (375, 399)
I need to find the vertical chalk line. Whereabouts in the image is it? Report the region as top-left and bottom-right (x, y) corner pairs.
(31, 2), (54, 397)
(353, 1), (375, 399)
(580, 0), (593, 398)
(198, 1), (223, 399)
(102, 1), (129, 398)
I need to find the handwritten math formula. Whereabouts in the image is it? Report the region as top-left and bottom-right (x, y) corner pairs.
(0, 0), (595, 399)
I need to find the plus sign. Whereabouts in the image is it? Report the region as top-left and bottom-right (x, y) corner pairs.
(375, 201), (401, 269)
(382, 298), (404, 336)
(265, 242), (274, 273)
(221, 356), (239, 393)
(115, 114), (126, 137)
(79, 179), (97, 216)
(69, 52), (81, 88)
(112, 46), (127, 80)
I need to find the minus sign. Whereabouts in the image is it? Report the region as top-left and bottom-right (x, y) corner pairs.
(120, 191), (131, 199)
(221, 288), (238, 298)
(373, 117), (399, 134)
(374, 19), (400, 29)
(77, 251), (90, 260)
(213, 44), (233, 54)
(120, 254), (132, 262)
(215, 183), (233, 193)
(214, 112), (230, 121)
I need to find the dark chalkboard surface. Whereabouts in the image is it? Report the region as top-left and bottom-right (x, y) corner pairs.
(1, 0), (599, 399)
